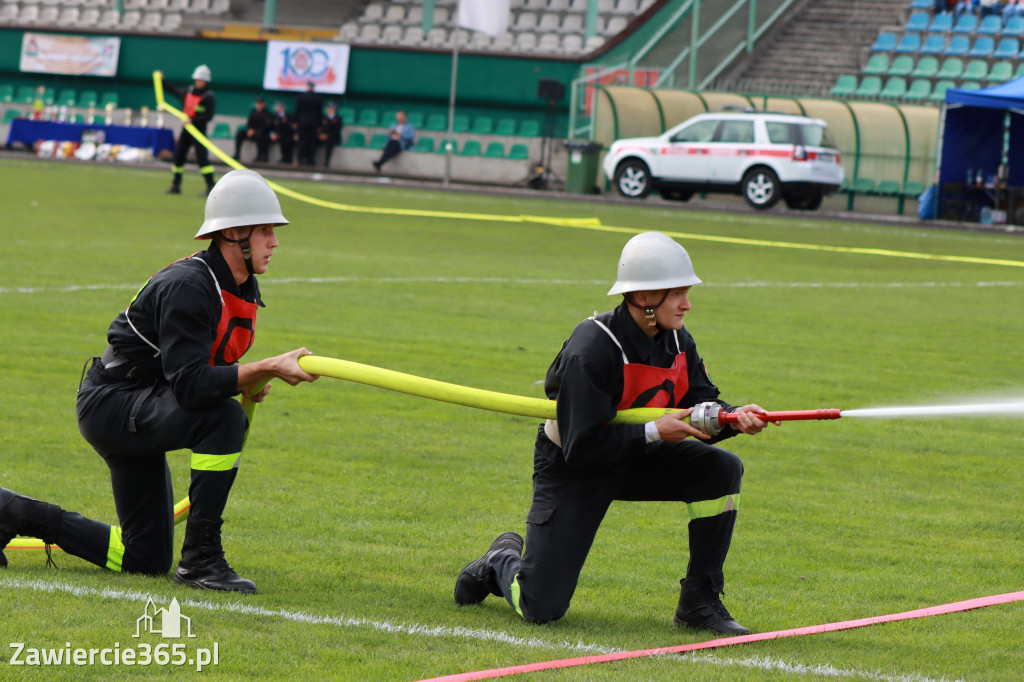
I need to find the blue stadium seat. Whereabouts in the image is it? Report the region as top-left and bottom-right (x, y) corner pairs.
(946, 35), (970, 55)
(994, 37), (1019, 58)
(920, 34), (947, 54)
(910, 0), (933, 8)
(904, 12), (929, 32)
(977, 14), (1002, 35)
(929, 12), (954, 32)
(953, 14), (978, 33)
(895, 32), (922, 53)
(1004, 16), (1024, 37)
(969, 36), (995, 57)
(871, 32), (897, 52)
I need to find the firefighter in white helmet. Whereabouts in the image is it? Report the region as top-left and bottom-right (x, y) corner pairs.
(454, 231), (775, 634)
(0, 170), (317, 594)
(161, 64), (217, 196)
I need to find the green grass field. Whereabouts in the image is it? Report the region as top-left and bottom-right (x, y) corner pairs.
(1, 157), (1023, 681)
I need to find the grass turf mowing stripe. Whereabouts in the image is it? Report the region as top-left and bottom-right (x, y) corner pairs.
(418, 591), (1024, 682)
(0, 577), (961, 682)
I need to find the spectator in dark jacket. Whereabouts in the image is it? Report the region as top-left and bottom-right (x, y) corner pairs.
(233, 97), (274, 163)
(294, 82), (324, 167)
(319, 101), (343, 167)
(270, 101), (295, 165)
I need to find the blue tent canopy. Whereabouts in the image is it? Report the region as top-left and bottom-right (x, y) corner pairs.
(939, 79), (1024, 220)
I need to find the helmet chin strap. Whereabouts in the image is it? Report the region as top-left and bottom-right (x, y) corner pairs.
(625, 291), (669, 330)
(219, 227), (256, 275)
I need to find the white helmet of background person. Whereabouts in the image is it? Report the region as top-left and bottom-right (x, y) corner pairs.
(191, 64), (212, 82)
(607, 231), (702, 296)
(194, 169), (288, 240)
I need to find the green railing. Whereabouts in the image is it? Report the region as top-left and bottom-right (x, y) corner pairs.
(570, 0), (799, 139)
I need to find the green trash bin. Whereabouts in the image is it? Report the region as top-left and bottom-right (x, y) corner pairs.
(563, 139), (603, 194)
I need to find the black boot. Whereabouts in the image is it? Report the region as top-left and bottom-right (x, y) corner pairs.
(673, 579), (751, 635)
(173, 517), (256, 594)
(0, 487), (63, 569)
(454, 532), (523, 606)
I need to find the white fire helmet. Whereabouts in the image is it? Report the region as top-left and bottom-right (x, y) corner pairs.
(607, 231), (702, 296)
(194, 169), (288, 240)
(191, 64), (212, 82)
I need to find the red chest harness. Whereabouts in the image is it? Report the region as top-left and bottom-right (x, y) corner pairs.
(126, 255), (257, 366)
(589, 317), (689, 409)
(183, 92), (202, 119)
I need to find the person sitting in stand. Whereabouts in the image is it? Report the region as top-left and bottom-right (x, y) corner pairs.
(233, 97), (274, 163)
(1004, 0), (1024, 19)
(372, 110), (415, 174)
(269, 101), (295, 165)
(980, 0), (1004, 16)
(320, 102), (344, 168)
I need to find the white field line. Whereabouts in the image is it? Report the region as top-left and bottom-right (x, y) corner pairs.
(1, 576), (962, 682)
(3, 278), (1024, 296)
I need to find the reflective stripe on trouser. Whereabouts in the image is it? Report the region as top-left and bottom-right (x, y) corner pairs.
(687, 493), (740, 520)
(107, 525), (125, 572)
(172, 166), (184, 173)
(191, 452), (241, 471)
(200, 165), (215, 175)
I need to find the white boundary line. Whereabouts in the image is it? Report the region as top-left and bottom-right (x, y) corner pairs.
(2, 278), (1024, 296)
(0, 576), (961, 682)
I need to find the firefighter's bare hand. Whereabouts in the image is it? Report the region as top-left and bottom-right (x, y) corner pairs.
(272, 347), (319, 385)
(731, 404), (778, 435)
(654, 408), (710, 441)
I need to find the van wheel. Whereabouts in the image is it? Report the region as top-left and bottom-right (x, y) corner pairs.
(742, 168), (780, 209)
(614, 160), (652, 198)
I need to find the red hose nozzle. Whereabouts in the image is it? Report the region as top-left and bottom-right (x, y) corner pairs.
(690, 403), (842, 437)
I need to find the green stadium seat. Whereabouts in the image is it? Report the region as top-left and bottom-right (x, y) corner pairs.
(356, 109), (379, 127)
(1016, 63), (1024, 79)
(406, 111), (424, 128)
(424, 113), (447, 131)
(75, 90), (98, 108)
(880, 77), (907, 100)
(380, 110), (397, 126)
(483, 141), (505, 158)
(458, 139), (482, 156)
(0, 84), (13, 103)
(41, 88), (55, 105)
(434, 138), (458, 154)
(471, 116), (494, 135)
(340, 107), (355, 124)
(412, 137), (434, 153)
(98, 92), (119, 109)
(210, 122), (232, 139)
(3, 108), (21, 124)
(961, 59), (988, 81)
(911, 56), (939, 78)
(368, 133), (388, 149)
(56, 89), (76, 107)
(507, 143), (530, 160)
(929, 79), (955, 101)
(494, 118), (517, 135)
(863, 54), (889, 76)
(936, 57), (964, 80)
(853, 76), (882, 98)
(451, 114), (470, 133)
(958, 81), (981, 91)
(831, 74), (858, 97)
(904, 79), (932, 101)
(987, 61), (1014, 83)
(888, 55), (914, 77)
(14, 86), (34, 104)
(518, 120), (541, 136)
(901, 181), (925, 197)
(875, 180), (901, 195)
(343, 131), (366, 147)
(850, 178), (876, 193)
(70, 114), (84, 124)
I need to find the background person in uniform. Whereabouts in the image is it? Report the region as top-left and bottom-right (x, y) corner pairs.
(294, 82), (324, 167)
(372, 110), (415, 173)
(270, 100), (296, 165)
(454, 232), (775, 635)
(162, 65), (217, 196)
(319, 101), (343, 167)
(0, 170), (318, 594)
(233, 96), (274, 163)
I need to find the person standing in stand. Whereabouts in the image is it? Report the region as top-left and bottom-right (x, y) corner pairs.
(162, 65), (217, 196)
(270, 100), (296, 165)
(294, 82), (324, 167)
(319, 101), (344, 167)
